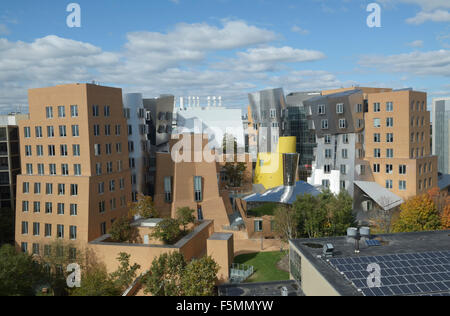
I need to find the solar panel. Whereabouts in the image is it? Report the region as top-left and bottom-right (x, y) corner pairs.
(327, 251), (450, 296)
(366, 240), (382, 247)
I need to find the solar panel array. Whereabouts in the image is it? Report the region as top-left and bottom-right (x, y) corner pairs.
(327, 251), (450, 296)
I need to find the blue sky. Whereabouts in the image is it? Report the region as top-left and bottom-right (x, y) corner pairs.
(0, 0), (449, 112)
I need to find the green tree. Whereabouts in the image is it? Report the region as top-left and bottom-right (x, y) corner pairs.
(393, 193), (442, 232)
(109, 217), (137, 243)
(129, 195), (159, 219)
(222, 162), (247, 188)
(110, 253), (141, 292)
(273, 205), (299, 244)
(326, 191), (355, 237)
(70, 266), (121, 296)
(0, 244), (45, 296)
(176, 207), (196, 232)
(295, 193), (326, 238)
(181, 256), (219, 296)
(151, 218), (183, 244)
(0, 208), (14, 245)
(143, 252), (186, 296)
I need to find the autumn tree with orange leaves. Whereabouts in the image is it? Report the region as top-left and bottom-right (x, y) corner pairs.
(393, 193), (442, 233)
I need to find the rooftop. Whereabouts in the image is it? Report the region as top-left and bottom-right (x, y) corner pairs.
(208, 233), (233, 241)
(438, 174), (450, 190)
(354, 181), (404, 210)
(290, 230), (450, 296)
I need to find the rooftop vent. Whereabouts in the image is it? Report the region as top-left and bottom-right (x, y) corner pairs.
(323, 243), (334, 258)
(347, 227), (361, 254)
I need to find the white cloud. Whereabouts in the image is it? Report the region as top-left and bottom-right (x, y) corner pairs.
(406, 9), (450, 24)
(0, 24), (9, 35)
(359, 50), (450, 76)
(0, 20), (336, 111)
(291, 25), (309, 35)
(407, 40), (424, 47)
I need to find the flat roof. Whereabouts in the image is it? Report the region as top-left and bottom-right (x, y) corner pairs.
(209, 233), (233, 241)
(290, 230), (450, 296)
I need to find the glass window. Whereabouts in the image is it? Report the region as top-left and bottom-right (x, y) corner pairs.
(58, 106), (65, 118)
(71, 105), (78, 118)
(46, 107), (53, 119)
(194, 176), (203, 202)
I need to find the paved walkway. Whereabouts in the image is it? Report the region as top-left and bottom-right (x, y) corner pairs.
(234, 238), (286, 256)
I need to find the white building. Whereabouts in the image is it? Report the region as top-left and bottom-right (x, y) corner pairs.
(174, 96), (245, 151)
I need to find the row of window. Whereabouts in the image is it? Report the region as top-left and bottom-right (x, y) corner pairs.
(98, 179), (126, 194)
(319, 119), (348, 130)
(22, 183), (79, 199)
(25, 163), (82, 176)
(21, 222), (77, 240)
(373, 117), (394, 128)
(21, 243), (77, 259)
(45, 105), (79, 119)
(373, 102), (394, 113)
(411, 116), (427, 128)
(411, 147), (428, 159)
(22, 201), (78, 215)
(94, 124), (122, 136)
(373, 148), (395, 158)
(24, 125), (80, 138)
(373, 133), (394, 143)
(163, 176), (203, 203)
(98, 196), (127, 213)
(411, 100), (426, 112)
(25, 144), (81, 157)
(372, 164), (408, 175)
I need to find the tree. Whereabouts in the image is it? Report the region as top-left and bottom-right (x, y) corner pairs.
(326, 191), (355, 237)
(393, 193), (442, 233)
(143, 252), (186, 296)
(176, 207), (196, 232)
(369, 196), (397, 234)
(0, 244), (45, 296)
(109, 217), (137, 243)
(151, 218), (183, 244)
(294, 193), (326, 238)
(442, 203), (450, 229)
(0, 208), (14, 245)
(181, 256), (219, 296)
(222, 162), (247, 188)
(110, 253), (141, 292)
(129, 195), (159, 219)
(143, 252), (219, 296)
(70, 266), (121, 296)
(273, 205), (299, 244)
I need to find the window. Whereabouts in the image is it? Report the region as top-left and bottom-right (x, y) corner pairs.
(356, 103), (363, 113)
(254, 220), (263, 232)
(374, 118), (381, 128)
(373, 164), (380, 173)
(340, 181), (346, 190)
(360, 165), (366, 175)
(61, 164), (69, 176)
(399, 181), (407, 191)
(60, 145), (68, 157)
(49, 164), (56, 175)
(115, 125), (121, 136)
(70, 204), (77, 216)
(269, 109), (277, 118)
(357, 119), (364, 129)
(35, 126), (43, 138)
(25, 145), (32, 156)
(374, 134), (381, 143)
(324, 135), (331, 144)
(374, 103), (381, 112)
(194, 176), (203, 202)
(22, 221), (28, 235)
(324, 165), (331, 174)
(325, 149), (332, 159)
(100, 222), (107, 235)
(399, 165), (407, 175)
(117, 160), (123, 172)
(23, 182), (30, 194)
(387, 149), (394, 158)
(74, 164), (81, 176)
(106, 162), (113, 174)
(164, 177), (172, 203)
(120, 178), (125, 190)
(71, 105), (78, 117)
(98, 182), (105, 194)
(72, 144), (81, 157)
(105, 125), (111, 136)
(37, 145), (44, 156)
(339, 119), (347, 129)
(386, 117), (394, 127)
(70, 226), (77, 240)
(386, 164), (393, 174)
(32, 243), (40, 255)
(342, 149), (348, 159)
(45, 202), (52, 214)
(48, 145), (55, 157)
(106, 144), (112, 155)
(58, 106), (65, 118)
(34, 201), (40, 213)
(24, 127), (31, 138)
(374, 149), (381, 158)
(109, 180), (115, 192)
(22, 201), (29, 213)
(96, 163), (102, 175)
(34, 182), (41, 194)
(322, 180), (330, 188)
(128, 125), (133, 136)
(386, 180), (393, 189)
(340, 164), (347, 175)
(93, 105), (99, 117)
(26, 164), (33, 175)
(71, 184), (78, 196)
(386, 133), (394, 143)
(342, 134), (349, 144)
(58, 184), (65, 195)
(128, 141), (134, 153)
(46, 107), (53, 119)
(45, 224), (52, 237)
(57, 225), (64, 239)
(33, 222), (40, 236)
(336, 103), (344, 114)
(318, 105), (326, 115)
(116, 143), (122, 154)
(59, 125), (67, 137)
(72, 125), (79, 137)
(57, 203), (64, 215)
(46, 183), (53, 195)
(94, 144), (101, 156)
(386, 102), (393, 112)
(104, 106), (111, 117)
(47, 126), (55, 138)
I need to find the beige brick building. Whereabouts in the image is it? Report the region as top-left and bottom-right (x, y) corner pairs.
(15, 83), (132, 254)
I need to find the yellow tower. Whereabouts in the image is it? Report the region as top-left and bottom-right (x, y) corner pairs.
(254, 136), (297, 189)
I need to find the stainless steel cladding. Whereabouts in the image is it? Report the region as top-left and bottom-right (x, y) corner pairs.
(282, 153), (299, 187)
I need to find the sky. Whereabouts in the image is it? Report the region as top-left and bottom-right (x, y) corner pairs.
(0, 0), (449, 113)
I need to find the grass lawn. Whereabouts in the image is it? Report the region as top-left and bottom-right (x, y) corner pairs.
(233, 251), (289, 283)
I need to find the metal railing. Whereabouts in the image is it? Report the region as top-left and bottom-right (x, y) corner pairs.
(229, 263), (254, 284)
